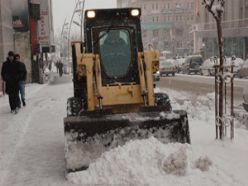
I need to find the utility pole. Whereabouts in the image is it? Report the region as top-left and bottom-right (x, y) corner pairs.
(60, 19), (69, 57)
(80, 0), (85, 42)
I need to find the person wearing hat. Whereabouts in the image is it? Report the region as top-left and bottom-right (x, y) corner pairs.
(1, 51), (20, 114)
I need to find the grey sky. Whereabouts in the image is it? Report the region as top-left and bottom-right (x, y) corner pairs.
(52, 0), (116, 32)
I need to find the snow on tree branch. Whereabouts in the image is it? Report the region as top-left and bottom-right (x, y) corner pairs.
(202, 0), (225, 20)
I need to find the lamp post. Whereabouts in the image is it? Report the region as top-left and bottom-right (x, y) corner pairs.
(60, 20), (69, 57)
(67, 0), (85, 63)
(79, 0), (85, 42)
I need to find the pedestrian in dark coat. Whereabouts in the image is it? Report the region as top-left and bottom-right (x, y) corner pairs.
(15, 54), (27, 106)
(1, 51), (20, 113)
(58, 61), (63, 77)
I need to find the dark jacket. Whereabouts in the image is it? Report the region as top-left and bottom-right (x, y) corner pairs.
(18, 62), (27, 81)
(1, 59), (20, 94)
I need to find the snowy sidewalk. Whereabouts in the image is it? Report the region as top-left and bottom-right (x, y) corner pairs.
(0, 75), (74, 186)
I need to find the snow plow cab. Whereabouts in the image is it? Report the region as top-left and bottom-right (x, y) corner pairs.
(64, 8), (190, 173)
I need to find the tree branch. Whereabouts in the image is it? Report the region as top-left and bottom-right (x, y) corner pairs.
(202, 0), (224, 21)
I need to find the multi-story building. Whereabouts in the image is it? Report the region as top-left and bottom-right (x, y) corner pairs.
(193, 0), (248, 59)
(117, 0), (195, 56)
(0, 0), (14, 94)
(0, 0), (14, 65)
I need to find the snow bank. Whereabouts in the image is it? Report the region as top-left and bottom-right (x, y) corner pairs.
(68, 137), (210, 185)
(67, 88), (248, 186)
(67, 137), (240, 186)
(158, 88), (248, 129)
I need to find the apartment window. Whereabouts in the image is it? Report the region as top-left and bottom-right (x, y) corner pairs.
(156, 3), (158, 10)
(240, 7), (244, 19)
(245, 6), (248, 18)
(153, 30), (159, 37)
(157, 17), (159, 22)
(152, 4), (154, 10)
(177, 41), (182, 48)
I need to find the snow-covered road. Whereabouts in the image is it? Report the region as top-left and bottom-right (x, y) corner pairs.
(0, 74), (248, 186)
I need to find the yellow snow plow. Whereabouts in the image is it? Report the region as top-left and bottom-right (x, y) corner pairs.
(64, 8), (190, 173)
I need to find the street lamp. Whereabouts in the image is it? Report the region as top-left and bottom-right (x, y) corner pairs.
(60, 20), (69, 57)
(67, 0), (85, 62)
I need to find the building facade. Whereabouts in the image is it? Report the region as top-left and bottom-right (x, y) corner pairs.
(117, 0), (195, 56)
(38, 0), (55, 53)
(0, 0), (14, 94)
(194, 0), (248, 59)
(0, 0), (14, 64)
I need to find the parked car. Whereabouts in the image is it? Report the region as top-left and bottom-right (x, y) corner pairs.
(181, 55), (203, 75)
(225, 57), (244, 76)
(199, 56), (244, 76)
(153, 71), (160, 81)
(236, 60), (248, 78)
(160, 59), (177, 76)
(174, 58), (186, 73)
(200, 57), (215, 76)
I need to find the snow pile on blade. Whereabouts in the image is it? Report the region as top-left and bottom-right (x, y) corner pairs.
(65, 124), (176, 171)
(67, 137), (226, 186)
(64, 111), (190, 171)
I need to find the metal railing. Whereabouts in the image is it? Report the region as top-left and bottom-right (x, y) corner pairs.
(214, 57), (235, 140)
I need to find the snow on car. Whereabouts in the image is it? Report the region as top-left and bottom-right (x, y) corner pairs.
(237, 59), (248, 79)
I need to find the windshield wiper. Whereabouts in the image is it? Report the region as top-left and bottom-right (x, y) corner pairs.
(93, 24), (114, 47)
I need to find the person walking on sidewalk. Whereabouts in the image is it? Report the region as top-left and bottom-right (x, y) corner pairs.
(15, 54), (27, 106)
(1, 51), (20, 113)
(58, 60), (63, 77)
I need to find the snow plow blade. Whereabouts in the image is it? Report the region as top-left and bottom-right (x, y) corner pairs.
(64, 109), (190, 173)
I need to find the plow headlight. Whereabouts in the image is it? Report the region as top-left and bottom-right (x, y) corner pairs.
(131, 9), (139, 16)
(87, 10), (96, 18)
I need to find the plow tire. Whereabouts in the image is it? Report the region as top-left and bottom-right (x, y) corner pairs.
(67, 97), (83, 116)
(155, 92), (172, 111)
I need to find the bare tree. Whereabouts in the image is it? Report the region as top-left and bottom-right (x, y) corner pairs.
(202, 0), (225, 139)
